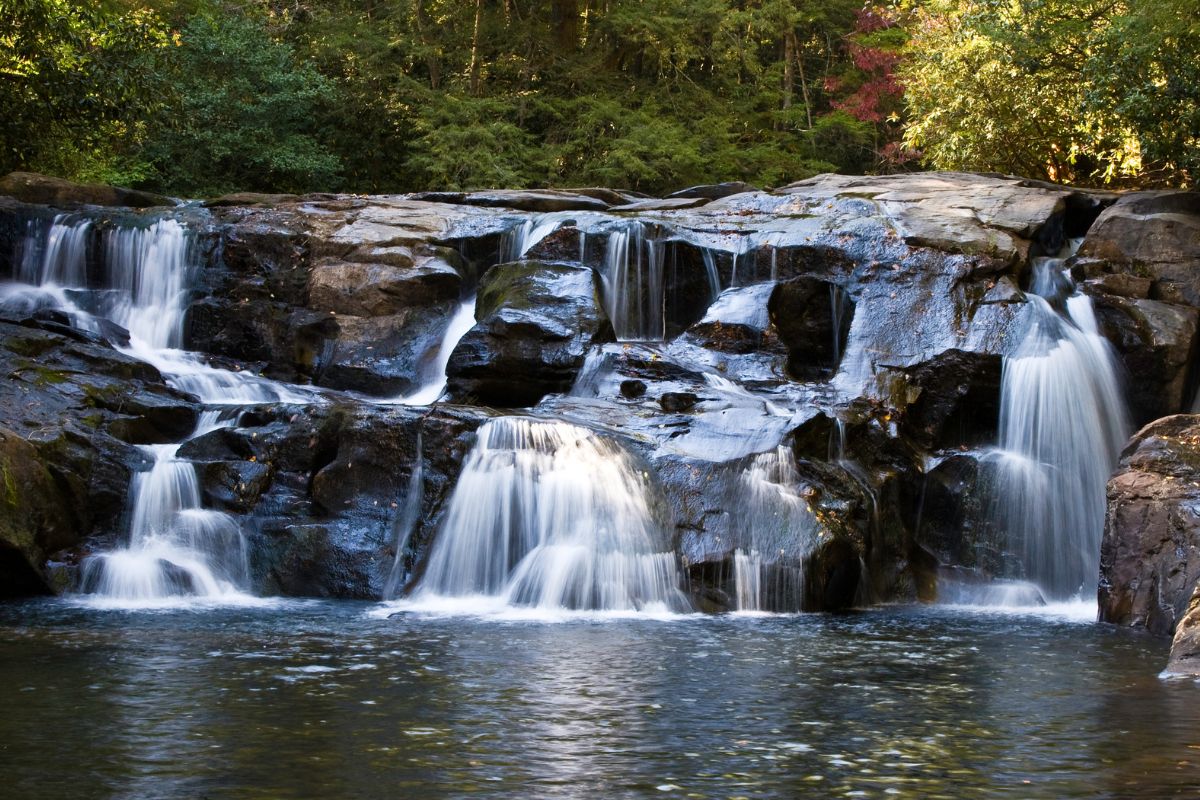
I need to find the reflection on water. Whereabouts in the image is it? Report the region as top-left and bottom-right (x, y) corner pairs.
(0, 601), (1197, 799)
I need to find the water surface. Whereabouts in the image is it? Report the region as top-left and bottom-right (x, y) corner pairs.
(1, 601), (1197, 799)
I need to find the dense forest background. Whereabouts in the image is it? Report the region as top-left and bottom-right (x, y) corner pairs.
(1, 0), (1196, 196)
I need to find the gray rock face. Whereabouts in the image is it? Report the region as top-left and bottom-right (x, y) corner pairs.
(1166, 584), (1200, 676)
(1099, 415), (1200, 635)
(1078, 191), (1200, 305)
(446, 262), (611, 407)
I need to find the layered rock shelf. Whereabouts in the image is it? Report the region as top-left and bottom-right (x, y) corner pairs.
(2, 170), (1199, 669)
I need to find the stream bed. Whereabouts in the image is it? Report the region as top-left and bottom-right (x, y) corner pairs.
(1, 600), (1197, 798)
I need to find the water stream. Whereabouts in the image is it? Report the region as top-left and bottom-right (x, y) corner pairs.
(990, 241), (1129, 600)
(409, 417), (688, 614)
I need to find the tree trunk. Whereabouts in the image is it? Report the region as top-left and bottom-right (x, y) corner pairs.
(469, 0), (485, 95)
(791, 32), (813, 129)
(414, 0), (441, 90)
(553, 0), (579, 53)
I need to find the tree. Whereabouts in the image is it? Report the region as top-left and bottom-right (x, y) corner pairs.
(901, 0), (1198, 187)
(138, 13), (340, 195)
(0, 0), (169, 182)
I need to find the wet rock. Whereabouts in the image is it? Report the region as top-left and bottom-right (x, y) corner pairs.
(1091, 294), (1198, 424)
(769, 278), (854, 379)
(659, 392), (698, 413)
(776, 171), (1106, 262)
(620, 379), (647, 398)
(1165, 583), (1200, 676)
(1099, 415), (1200, 635)
(685, 283), (777, 355)
(0, 171), (172, 209)
(1078, 191), (1200, 305)
(609, 197), (711, 212)
(307, 256), (460, 317)
(0, 429), (74, 596)
(410, 189), (611, 212)
(315, 304), (457, 396)
(446, 262), (610, 406)
(896, 349), (1003, 450)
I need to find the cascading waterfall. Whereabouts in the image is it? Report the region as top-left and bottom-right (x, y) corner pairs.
(8, 211), (315, 603)
(80, 412), (252, 603)
(731, 447), (819, 612)
(8, 211), (307, 404)
(990, 241), (1128, 601)
(412, 417), (689, 613)
(603, 222), (665, 341)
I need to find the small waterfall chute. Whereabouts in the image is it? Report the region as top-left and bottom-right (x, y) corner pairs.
(731, 446), (819, 613)
(81, 413), (255, 606)
(410, 417), (689, 614)
(988, 240), (1128, 601)
(602, 221), (666, 342)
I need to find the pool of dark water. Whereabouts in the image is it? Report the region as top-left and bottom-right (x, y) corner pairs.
(0, 600), (1197, 799)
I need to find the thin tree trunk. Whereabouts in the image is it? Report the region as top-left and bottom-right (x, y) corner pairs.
(469, 0), (485, 95)
(791, 32), (813, 129)
(414, 0), (441, 89)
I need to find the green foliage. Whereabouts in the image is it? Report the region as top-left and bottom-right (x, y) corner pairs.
(0, 0), (169, 177)
(140, 13), (340, 195)
(3, 0), (1192, 193)
(902, 0), (1199, 187)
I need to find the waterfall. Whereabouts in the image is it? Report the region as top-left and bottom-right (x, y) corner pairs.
(733, 549), (763, 612)
(382, 431), (425, 599)
(602, 222), (665, 341)
(81, 413), (253, 604)
(7, 211), (308, 404)
(731, 446), (818, 612)
(412, 417), (689, 613)
(392, 296), (477, 405)
(990, 241), (1128, 601)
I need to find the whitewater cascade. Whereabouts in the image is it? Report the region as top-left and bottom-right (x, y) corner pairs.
(603, 222), (666, 341)
(7, 213), (306, 404)
(9, 212), (311, 601)
(732, 447), (819, 612)
(991, 242), (1128, 600)
(414, 417), (688, 612)
(81, 413), (252, 602)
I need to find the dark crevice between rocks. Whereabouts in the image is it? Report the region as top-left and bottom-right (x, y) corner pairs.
(769, 279), (855, 381)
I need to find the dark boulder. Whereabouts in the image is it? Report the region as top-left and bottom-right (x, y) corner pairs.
(769, 278), (854, 380)
(446, 262), (611, 406)
(1166, 584), (1200, 676)
(1090, 293), (1198, 425)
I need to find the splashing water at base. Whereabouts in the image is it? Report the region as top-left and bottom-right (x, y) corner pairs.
(409, 417), (689, 614)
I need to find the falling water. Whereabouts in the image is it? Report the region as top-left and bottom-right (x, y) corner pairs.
(393, 296), (477, 405)
(990, 241), (1128, 600)
(701, 249), (722, 302)
(80, 413), (253, 604)
(382, 431), (425, 599)
(413, 417), (689, 613)
(603, 222), (665, 341)
(9, 212), (309, 404)
(731, 447), (819, 612)
(733, 550), (764, 612)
